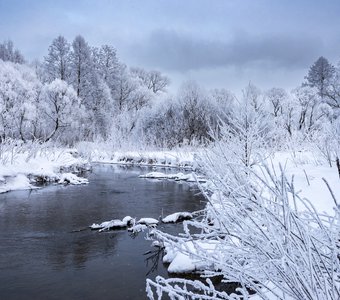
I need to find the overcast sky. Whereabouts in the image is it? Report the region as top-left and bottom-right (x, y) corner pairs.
(0, 0), (339, 93)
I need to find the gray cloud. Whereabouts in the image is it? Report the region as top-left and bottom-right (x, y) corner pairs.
(129, 30), (324, 72)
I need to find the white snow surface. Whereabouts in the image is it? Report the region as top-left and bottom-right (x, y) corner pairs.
(162, 212), (193, 223)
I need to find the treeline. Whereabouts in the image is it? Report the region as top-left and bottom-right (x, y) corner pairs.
(0, 37), (340, 156)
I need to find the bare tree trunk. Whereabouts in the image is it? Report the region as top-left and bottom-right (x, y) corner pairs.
(336, 156), (340, 179)
(19, 113), (26, 143)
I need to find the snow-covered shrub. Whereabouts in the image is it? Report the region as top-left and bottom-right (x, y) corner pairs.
(146, 122), (340, 300)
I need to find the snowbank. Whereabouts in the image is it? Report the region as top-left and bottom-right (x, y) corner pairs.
(77, 144), (199, 169)
(0, 147), (90, 193)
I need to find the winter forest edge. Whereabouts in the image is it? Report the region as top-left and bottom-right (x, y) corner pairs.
(1, 36), (340, 299)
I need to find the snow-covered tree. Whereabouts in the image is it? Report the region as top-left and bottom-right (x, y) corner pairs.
(0, 60), (41, 141)
(40, 79), (83, 143)
(93, 45), (120, 86)
(0, 40), (25, 64)
(178, 81), (212, 144)
(323, 66), (340, 116)
(305, 56), (335, 99)
(265, 87), (288, 118)
(212, 84), (271, 167)
(292, 85), (322, 132)
(131, 67), (170, 93)
(70, 35), (93, 100)
(44, 36), (71, 82)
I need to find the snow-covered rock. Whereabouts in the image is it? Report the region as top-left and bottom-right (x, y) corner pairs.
(162, 212), (193, 223)
(137, 217), (159, 225)
(90, 216), (134, 231)
(58, 173), (88, 185)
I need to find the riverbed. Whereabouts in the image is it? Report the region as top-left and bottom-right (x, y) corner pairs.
(0, 164), (205, 300)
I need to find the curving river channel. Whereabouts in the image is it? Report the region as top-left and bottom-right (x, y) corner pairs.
(0, 164), (206, 300)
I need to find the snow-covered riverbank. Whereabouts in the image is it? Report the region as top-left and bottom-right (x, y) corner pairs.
(77, 142), (199, 169)
(0, 147), (90, 193)
(2, 145), (338, 217)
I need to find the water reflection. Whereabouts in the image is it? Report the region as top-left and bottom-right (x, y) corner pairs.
(0, 164), (205, 300)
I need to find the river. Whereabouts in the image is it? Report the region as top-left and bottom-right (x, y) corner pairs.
(0, 164), (205, 300)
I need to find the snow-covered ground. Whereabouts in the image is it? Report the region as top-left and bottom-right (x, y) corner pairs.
(269, 151), (339, 216)
(0, 147), (90, 193)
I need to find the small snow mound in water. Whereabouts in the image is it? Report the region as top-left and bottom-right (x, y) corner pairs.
(90, 216), (134, 231)
(58, 173), (88, 185)
(137, 217), (159, 225)
(162, 212), (193, 223)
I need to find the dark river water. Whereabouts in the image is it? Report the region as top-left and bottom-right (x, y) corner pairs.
(0, 164), (206, 300)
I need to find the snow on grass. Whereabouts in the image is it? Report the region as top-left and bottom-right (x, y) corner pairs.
(268, 151), (339, 216)
(204, 151), (339, 217)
